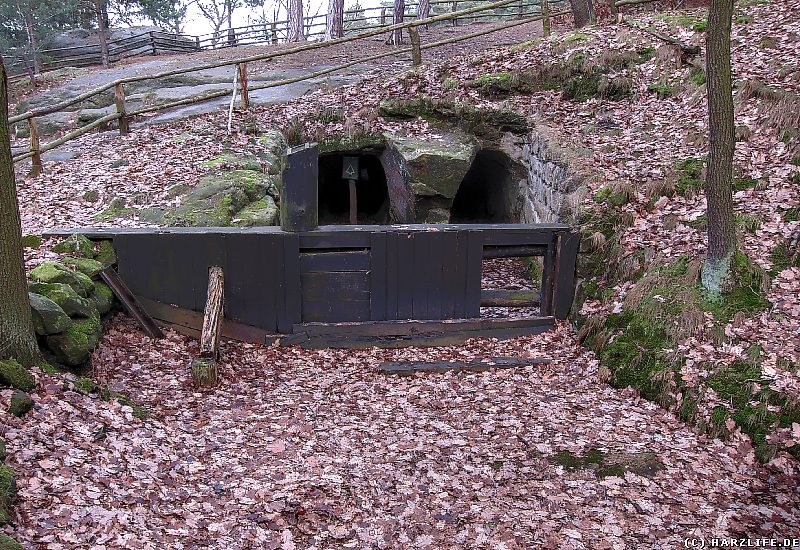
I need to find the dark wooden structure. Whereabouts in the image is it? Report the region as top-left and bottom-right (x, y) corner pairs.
(51, 224), (579, 348)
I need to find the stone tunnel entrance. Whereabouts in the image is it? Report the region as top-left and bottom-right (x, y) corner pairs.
(450, 149), (519, 224)
(318, 152), (390, 225)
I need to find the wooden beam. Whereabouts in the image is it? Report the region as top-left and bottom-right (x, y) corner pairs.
(114, 83), (129, 135)
(27, 117), (42, 177)
(379, 356), (551, 374)
(480, 289), (540, 307)
(483, 245), (546, 258)
(349, 179), (358, 224)
(409, 27), (422, 66)
(542, 0), (551, 36)
(99, 267), (165, 339)
(238, 63), (250, 110)
(191, 266), (224, 388)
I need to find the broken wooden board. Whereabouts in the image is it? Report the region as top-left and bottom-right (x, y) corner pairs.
(379, 356), (551, 375)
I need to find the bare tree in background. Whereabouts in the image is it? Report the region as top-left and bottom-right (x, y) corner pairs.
(289, 0), (304, 41)
(196, 0), (231, 44)
(0, 58), (40, 367)
(702, 0), (737, 297)
(390, 0), (404, 44)
(93, 0), (110, 66)
(325, 0), (344, 39)
(418, 0), (430, 22)
(569, 0), (595, 27)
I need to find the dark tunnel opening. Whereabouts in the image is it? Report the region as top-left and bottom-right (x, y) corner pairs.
(318, 153), (390, 225)
(450, 149), (518, 224)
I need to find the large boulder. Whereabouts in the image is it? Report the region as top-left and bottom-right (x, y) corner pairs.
(29, 282), (95, 317)
(0, 360), (35, 392)
(231, 197), (278, 226)
(45, 314), (102, 366)
(89, 282), (114, 315)
(29, 293), (72, 336)
(30, 262), (95, 297)
(201, 152), (262, 172)
(8, 392), (33, 418)
(63, 256), (104, 279)
(52, 234), (96, 258)
(385, 130), (478, 199)
(95, 240), (117, 268)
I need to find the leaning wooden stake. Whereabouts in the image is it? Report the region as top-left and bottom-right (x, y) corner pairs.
(191, 266), (224, 388)
(409, 27), (422, 66)
(237, 63), (250, 110)
(114, 83), (130, 135)
(27, 117), (42, 177)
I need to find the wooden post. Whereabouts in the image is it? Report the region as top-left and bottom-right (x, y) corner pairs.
(349, 179), (357, 224)
(191, 266), (224, 388)
(238, 63), (250, 110)
(542, 0), (551, 36)
(452, 1), (458, 25)
(27, 117), (42, 177)
(381, 8), (387, 25)
(271, 21), (278, 43)
(150, 33), (157, 55)
(114, 83), (130, 135)
(195, 36), (201, 49)
(517, 0), (524, 18)
(409, 27), (422, 66)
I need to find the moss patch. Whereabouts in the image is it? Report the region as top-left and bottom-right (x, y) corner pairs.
(0, 360), (35, 392)
(675, 157), (705, 196)
(70, 377), (152, 420)
(551, 448), (663, 478)
(0, 464), (16, 524)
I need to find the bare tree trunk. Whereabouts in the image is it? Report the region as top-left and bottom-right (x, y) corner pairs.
(21, 8), (40, 74)
(702, 0), (737, 297)
(0, 59), (40, 366)
(289, 0), (305, 41)
(569, 0), (595, 27)
(93, 0), (110, 67)
(325, 0), (344, 39)
(418, 0), (430, 22)
(391, 0), (405, 44)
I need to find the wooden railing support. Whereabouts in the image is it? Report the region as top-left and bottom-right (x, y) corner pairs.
(542, 0), (551, 36)
(409, 27), (422, 66)
(114, 83), (130, 135)
(452, 1), (458, 25)
(238, 63), (250, 109)
(381, 8), (387, 25)
(27, 117), (43, 177)
(191, 266), (224, 388)
(150, 33), (157, 56)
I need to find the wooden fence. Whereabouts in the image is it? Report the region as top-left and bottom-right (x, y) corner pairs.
(9, 0), (572, 173)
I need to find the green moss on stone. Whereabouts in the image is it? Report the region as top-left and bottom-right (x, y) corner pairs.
(29, 292), (72, 336)
(62, 257), (104, 279)
(20, 235), (42, 249)
(8, 391), (33, 417)
(95, 241), (116, 267)
(45, 314), (102, 366)
(28, 282), (94, 318)
(89, 282), (114, 315)
(0, 534), (23, 549)
(31, 262), (95, 297)
(550, 448), (662, 478)
(0, 464), (16, 521)
(52, 234), (96, 258)
(0, 360), (35, 392)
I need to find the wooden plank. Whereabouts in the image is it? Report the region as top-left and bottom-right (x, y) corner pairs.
(396, 232), (414, 319)
(281, 233), (302, 332)
(225, 233), (277, 331)
(464, 231), (483, 318)
(379, 356), (551, 375)
(295, 316), (554, 337)
(191, 266), (224, 388)
(301, 272), (370, 301)
(554, 230), (580, 320)
(302, 299), (371, 323)
(300, 250), (370, 272)
(370, 232), (388, 321)
(483, 245), (547, 258)
(385, 232), (400, 320)
(439, 231), (459, 318)
(426, 233), (445, 320)
(481, 289), (540, 307)
(137, 297), (276, 344)
(481, 231), (558, 246)
(540, 237), (556, 317)
(412, 232), (430, 320)
(100, 268), (165, 339)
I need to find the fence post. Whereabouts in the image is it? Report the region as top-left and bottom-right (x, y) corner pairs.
(517, 0), (524, 18)
(150, 32), (157, 55)
(27, 117), (42, 177)
(381, 8), (387, 26)
(542, 0), (551, 36)
(238, 63), (250, 110)
(195, 36), (201, 50)
(271, 21), (278, 43)
(114, 83), (130, 135)
(452, 1), (458, 25)
(409, 27), (422, 66)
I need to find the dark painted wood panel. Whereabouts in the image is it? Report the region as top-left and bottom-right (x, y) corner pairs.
(411, 232), (430, 320)
(280, 234), (301, 333)
(301, 272), (370, 302)
(554, 230), (581, 320)
(302, 299), (371, 323)
(299, 232), (372, 249)
(396, 232), (414, 319)
(540, 237), (557, 317)
(464, 231), (483, 318)
(438, 231), (459, 319)
(370, 233), (387, 321)
(225, 233), (280, 331)
(300, 250), (370, 272)
(384, 232), (400, 320)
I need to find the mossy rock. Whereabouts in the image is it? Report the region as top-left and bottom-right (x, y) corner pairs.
(20, 235), (42, 249)
(8, 391), (33, 418)
(45, 314), (102, 366)
(231, 197), (278, 226)
(89, 282), (114, 315)
(0, 360), (35, 392)
(201, 151), (262, 172)
(28, 282), (95, 318)
(29, 292), (72, 336)
(0, 438), (5, 461)
(0, 464), (16, 524)
(95, 240), (117, 267)
(52, 234), (96, 258)
(30, 262), (95, 297)
(63, 256), (104, 279)
(0, 534), (23, 549)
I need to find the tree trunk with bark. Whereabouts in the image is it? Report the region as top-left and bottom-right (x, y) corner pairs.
(569, 0), (595, 27)
(702, 0), (737, 297)
(391, 0), (405, 44)
(289, 0), (305, 41)
(0, 59), (40, 366)
(325, 0), (344, 40)
(93, 0), (110, 68)
(418, 0), (430, 23)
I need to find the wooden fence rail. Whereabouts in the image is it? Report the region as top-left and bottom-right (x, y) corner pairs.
(9, 2), (571, 168)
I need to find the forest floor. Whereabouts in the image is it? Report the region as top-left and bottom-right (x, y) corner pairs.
(3, 0), (800, 547)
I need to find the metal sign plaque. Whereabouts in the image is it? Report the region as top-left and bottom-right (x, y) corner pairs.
(342, 156), (359, 180)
